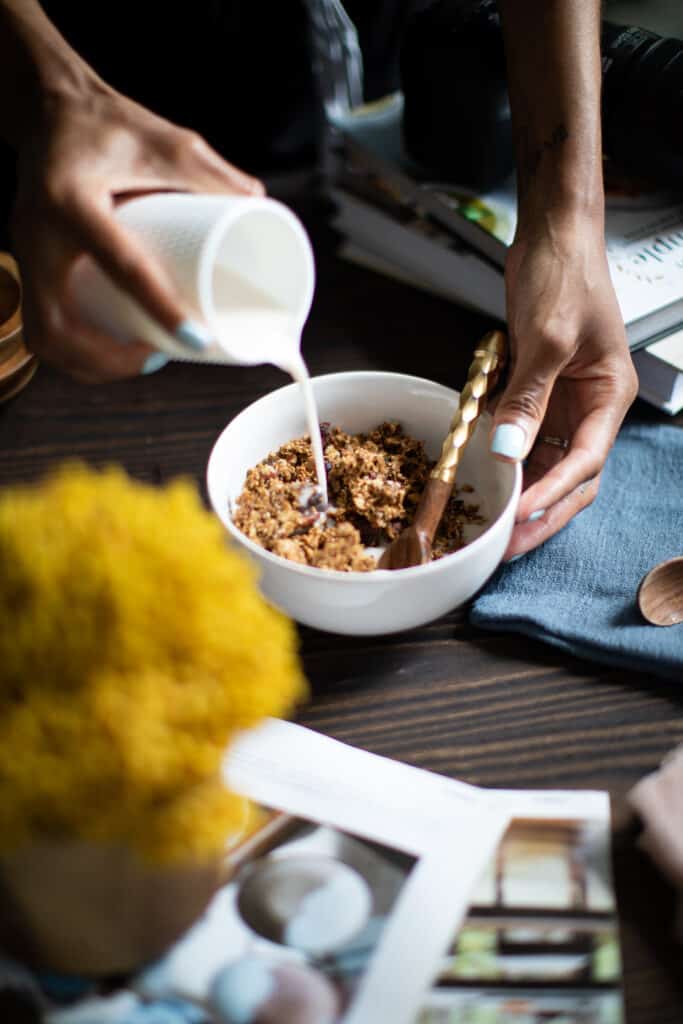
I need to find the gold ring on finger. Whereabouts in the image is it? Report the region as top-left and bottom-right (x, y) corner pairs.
(538, 435), (569, 450)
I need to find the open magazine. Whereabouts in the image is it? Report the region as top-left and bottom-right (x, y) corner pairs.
(52, 721), (621, 1022)
(215, 719), (625, 1024)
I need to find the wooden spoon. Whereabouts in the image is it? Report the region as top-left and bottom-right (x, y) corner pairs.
(0, 266), (20, 320)
(379, 329), (506, 570)
(0, 254), (22, 344)
(638, 556), (683, 626)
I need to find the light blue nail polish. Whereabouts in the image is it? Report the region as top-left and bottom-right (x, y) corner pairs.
(491, 423), (526, 460)
(527, 508), (546, 522)
(508, 553), (525, 562)
(142, 352), (169, 375)
(176, 319), (212, 352)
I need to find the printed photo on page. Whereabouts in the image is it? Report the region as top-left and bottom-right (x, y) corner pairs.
(108, 806), (420, 1022)
(417, 813), (624, 1023)
(85, 802), (502, 1024)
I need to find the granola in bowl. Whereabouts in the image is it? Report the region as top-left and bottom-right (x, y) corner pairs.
(232, 422), (486, 572)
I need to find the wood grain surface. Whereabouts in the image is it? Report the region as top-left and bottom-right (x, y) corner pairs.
(1, 186), (682, 1022)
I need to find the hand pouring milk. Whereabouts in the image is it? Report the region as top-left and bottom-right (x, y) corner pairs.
(73, 193), (327, 502)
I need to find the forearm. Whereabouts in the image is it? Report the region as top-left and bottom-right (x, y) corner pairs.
(498, 0), (604, 232)
(0, 0), (104, 150)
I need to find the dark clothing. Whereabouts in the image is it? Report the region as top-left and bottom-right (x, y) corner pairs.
(38, 1), (415, 170)
(0, 1), (416, 243)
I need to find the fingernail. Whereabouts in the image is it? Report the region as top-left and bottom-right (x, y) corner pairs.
(527, 508), (546, 522)
(176, 318), (212, 352)
(142, 352), (169, 375)
(491, 423), (526, 460)
(508, 553), (525, 562)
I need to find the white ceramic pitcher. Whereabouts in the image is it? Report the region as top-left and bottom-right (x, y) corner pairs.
(73, 193), (316, 367)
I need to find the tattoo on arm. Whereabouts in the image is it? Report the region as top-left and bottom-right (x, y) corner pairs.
(517, 123), (569, 196)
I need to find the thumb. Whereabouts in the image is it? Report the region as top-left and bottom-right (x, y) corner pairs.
(489, 359), (560, 462)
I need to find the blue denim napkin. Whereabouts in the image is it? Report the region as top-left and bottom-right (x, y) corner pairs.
(470, 419), (683, 680)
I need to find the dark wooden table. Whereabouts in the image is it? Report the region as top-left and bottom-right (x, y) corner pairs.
(1, 187), (682, 1023)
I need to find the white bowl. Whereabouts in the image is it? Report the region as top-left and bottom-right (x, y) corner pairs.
(207, 372), (521, 635)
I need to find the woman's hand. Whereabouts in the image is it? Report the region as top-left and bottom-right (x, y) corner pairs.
(490, 212), (638, 559)
(12, 81), (263, 382)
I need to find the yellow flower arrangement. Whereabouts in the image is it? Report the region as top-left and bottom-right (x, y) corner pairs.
(0, 463), (307, 864)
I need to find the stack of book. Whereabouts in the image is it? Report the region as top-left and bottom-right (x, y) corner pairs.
(325, 118), (683, 415)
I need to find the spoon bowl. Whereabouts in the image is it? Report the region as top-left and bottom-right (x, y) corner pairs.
(637, 556), (683, 627)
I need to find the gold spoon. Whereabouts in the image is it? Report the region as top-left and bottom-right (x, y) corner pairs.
(638, 556), (683, 626)
(379, 329), (506, 571)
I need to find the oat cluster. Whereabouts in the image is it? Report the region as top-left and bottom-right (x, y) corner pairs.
(233, 422), (486, 571)
(0, 464), (306, 864)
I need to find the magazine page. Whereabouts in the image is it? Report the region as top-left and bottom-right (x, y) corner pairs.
(418, 810), (623, 1023)
(123, 805), (504, 1024)
(224, 720), (511, 1023)
(645, 326), (683, 373)
(224, 720), (625, 1024)
(410, 173), (683, 342)
(605, 201), (683, 328)
(225, 718), (499, 845)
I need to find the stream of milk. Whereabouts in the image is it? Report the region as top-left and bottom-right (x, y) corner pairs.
(211, 269), (328, 504)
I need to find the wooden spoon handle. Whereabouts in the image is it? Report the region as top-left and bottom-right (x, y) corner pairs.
(409, 477), (453, 537)
(0, 253), (22, 347)
(431, 329), (507, 486)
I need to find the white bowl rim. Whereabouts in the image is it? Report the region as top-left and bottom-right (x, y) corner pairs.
(207, 370), (523, 584)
